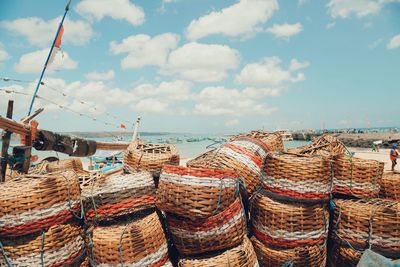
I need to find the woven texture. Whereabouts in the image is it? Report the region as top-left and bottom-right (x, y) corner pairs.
(328, 242), (361, 267)
(83, 171), (156, 222)
(45, 158), (85, 173)
(157, 164), (238, 219)
(262, 153), (332, 201)
(251, 236), (326, 267)
(0, 222), (85, 267)
(288, 135), (348, 157)
(380, 172), (400, 200)
(333, 155), (384, 198)
(251, 191), (328, 248)
(332, 198), (400, 257)
(178, 237), (258, 267)
(0, 171), (81, 237)
(90, 211), (169, 267)
(230, 131), (284, 153)
(167, 198), (246, 255)
(187, 137), (266, 194)
(124, 140), (179, 174)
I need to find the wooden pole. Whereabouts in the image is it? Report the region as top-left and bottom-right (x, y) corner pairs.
(1, 100), (14, 182)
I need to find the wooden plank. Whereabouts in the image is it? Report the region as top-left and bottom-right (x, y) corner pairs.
(1, 100), (14, 182)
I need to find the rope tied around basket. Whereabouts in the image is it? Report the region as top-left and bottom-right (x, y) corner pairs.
(0, 240), (13, 267)
(40, 230), (45, 267)
(118, 223), (129, 267)
(61, 171), (85, 220)
(86, 227), (97, 267)
(281, 261), (294, 267)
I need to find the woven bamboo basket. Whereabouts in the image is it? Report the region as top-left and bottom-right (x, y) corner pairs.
(0, 171), (81, 237)
(251, 236), (326, 267)
(287, 135), (348, 157)
(158, 164), (239, 219)
(332, 198), (400, 257)
(167, 198), (246, 255)
(230, 131), (284, 153)
(124, 140), (180, 174)
(0, 222), (85, 267)
(328, 242), (361, 267)
(333, 155), (384, 198)
(186, 138), (265, 195)
(45, 158), (85, 173)
(90, 211), (170, 266)
(262, 153), (332, 201)
(380, 172), (400, 200)
(83, 170), (156, 222)
(178, 237), (258, 267)
(251, 190), (328, 248)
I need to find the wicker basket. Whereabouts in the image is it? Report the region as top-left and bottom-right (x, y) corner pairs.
(251, 190), (328, 248)
(83, 171), (156, 222)
(262, 153), (332, 201)
(288, 135), (348, 157)
(167, 198), (246, 255)
(332, 198), (400, 257)
(178, 236), (258, 267)
(0, 171), (81, 237)
(90, 211), (170, 266)
(45, 158), (84, 173)
(380, 172), (400, 200)
(0, 222), (85, 267)
(251, 236), (326, 267)
(328, 242), (361, 267)
(230, 131), (284, 153)
(157, 164), (239, 219)
(187, 138), (265, 194)
(333, 155), (384, 198)
(124, 140), (179, 174)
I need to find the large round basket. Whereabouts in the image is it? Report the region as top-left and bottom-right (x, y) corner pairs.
(230, 131), (284, 153)
(251, 236), (326, 267)
(288, 135), (348, 157)
(0, 171), (81, 237)
(380, 172), (400, 200)
(124, 140), (179, 174)
(83, 171), (156, 222)
(262, 153), (332, 202)
(328, 243), (361, 267)
(332, 198), (400, 257)
(251, 190), (328, 248)
(44, 158), (84, 173)
(0, 222), (85, 267)
(178, 237), (258, 267)
(186, 138), (264, 195)
(90, 211), (170, 266)
(157, 165), (239, 219)
(167, 198), (246, 255)
(333, 155), (384, 198)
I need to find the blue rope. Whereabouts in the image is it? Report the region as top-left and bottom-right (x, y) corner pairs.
(281, 261), (294, 267)
(118, 225), (129, 267)
(40, 230), (45, 267)
(0, 240), (13, 267)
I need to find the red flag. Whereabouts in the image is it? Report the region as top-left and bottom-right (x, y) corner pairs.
(120, 124), (126, 129)
(55, 25), (64, 48)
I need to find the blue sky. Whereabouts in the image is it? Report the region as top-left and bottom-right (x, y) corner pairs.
(0, 0), (399, 133)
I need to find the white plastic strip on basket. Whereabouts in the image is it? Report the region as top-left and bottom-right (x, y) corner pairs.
(1, 236), (84, 266)
(97, 242), (168, 267)
(161, 261), (174, 267)
(0, 199), (80, 227)
(160, 172), (237, 188)
(263, 176), (330, 194)
(335, 228), (399, 247)
(333, 178), (380, 192)
(219, 147), (261, 175)
(253, 220), (327, 241)
(170, 211), (244, 238)
(230, 140), (267, 160)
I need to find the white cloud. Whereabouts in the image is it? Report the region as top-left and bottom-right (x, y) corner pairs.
(134, 98), (169, 113)
(266, 23), (303, 38)
(85, 70), (115, 81)
(131, 80), (191, 101)
(0, 17), (94, 47)
(298, 0), (309, 5)
(0, 47), (9, 62)
(225, 119), (239, 126)
(186, 0), (278, 40)
(326, 22), (336, 29)
(164, 42), (240, 82)
(235, 57), (309, 87)
(14, 49), (78, 74)
(327, 0), (400, 18)
(368, 38), (383, 49)
(110, 33), (179, 69)
(387, 34), (400, 49)
(194, 86), (277, 116)
(76, 0), (145, 26)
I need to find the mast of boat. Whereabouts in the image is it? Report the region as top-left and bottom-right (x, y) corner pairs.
(132, 116), (141, 141)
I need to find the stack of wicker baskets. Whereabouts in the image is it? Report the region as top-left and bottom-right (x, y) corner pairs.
(0, 171), (86, 266)
(379, 172), (400, 200)
(188, 132), (283, 195)
(157, 164), (257, 265)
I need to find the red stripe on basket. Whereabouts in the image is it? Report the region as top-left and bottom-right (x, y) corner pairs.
(162, 164), (237, 179)
(0, 204), (80, 237)
(168, 198), (241, 231)
(254, 228), (326, 248)
(223, 143), (262, 167)
(85, 195), (156, 219)
(49, 248), (85, 267)
(148, 251), (169, 267)
(263, 186), (329, 201)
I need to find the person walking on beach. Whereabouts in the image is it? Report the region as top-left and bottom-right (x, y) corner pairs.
(390, 144), (399, 171)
